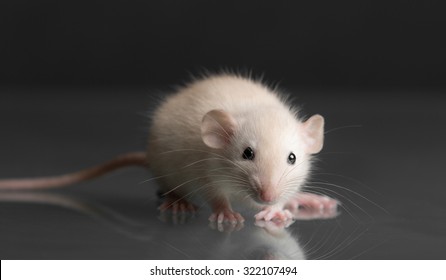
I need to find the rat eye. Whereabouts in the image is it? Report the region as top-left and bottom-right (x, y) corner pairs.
(288, 152), (296, 165)
(242, 147), (255, 160)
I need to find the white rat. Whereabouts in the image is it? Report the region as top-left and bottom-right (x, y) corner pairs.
(0, 74), (338, 223)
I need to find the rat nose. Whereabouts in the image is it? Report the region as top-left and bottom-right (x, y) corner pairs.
(259, 190), (275, 203)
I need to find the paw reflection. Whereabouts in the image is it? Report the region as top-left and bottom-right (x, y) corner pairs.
(0, 191), (345, 259)
(255, 219), (295, 230)
(208, 220), (244, 233)
(157, 209), (196, 225)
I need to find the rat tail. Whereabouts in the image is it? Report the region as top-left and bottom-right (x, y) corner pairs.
(0, 151), (147, 191)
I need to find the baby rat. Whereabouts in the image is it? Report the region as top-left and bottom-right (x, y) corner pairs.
(0, 74), (338, 223)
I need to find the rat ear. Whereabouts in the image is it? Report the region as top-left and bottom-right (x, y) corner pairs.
(201, 109), (237, 149)
(302, 114), (324, 154)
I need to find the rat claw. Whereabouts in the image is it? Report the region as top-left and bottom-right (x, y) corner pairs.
(255, 219), (294, 231)
(209, 210), (244, 224)
(234, 212), (245, 222)
(255, 206), (294, 222)
(255, 211), (267, 220)
(264, 211), (275, 221)
(284, 209), (293, 219)
(217, 212), (225, 223)
(209, 213), (217, 222)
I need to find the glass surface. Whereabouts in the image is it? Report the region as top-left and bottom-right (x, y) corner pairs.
(1, 89), (445, 259)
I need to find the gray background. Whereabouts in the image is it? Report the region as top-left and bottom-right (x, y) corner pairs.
(1, 0), (445, 259)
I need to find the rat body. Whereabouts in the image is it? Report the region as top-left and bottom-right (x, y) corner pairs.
(0, 74), (338, 222)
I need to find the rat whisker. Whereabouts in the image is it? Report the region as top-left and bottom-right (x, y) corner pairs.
(181, 157), (229, 169)
(303, 224), (340, 258)
(315, 226), (368, 260)
(301, 188), (364, 223)
(158, 148), (227, 159)
(281, 159), (306, 183)
(324, 124), (362, 135)
(307, 181), (388, 214)
(161, 175), (210, 196)
(139, 160), (240, 185)
(139, 166), (240, 184)
(157, 148), (250, 176)
(161, 178), (249, 208)
(311, 172), (382, 196)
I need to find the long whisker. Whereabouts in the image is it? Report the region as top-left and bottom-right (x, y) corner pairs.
(159, 148), (250, 175)
(304, 225), (339, 257)
(158, 148), (226, 158)
(324, 124), (362, 134)
(161, 175), (209, 196)
(301, 188), (365, 223)
(311, 172), (382, 195)
(307, 181), (389, 214)
(281, 159), (306, 184)
(283, 181), (360, 222)
(163, 179), (248, 207)
(315, 226), (368, 260)
(140, 166), (238, 185)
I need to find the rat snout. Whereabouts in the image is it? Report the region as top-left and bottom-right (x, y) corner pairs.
(250, 176), (279, 204)
(259, 190), (275, 203)
(258, 182), (279, 204)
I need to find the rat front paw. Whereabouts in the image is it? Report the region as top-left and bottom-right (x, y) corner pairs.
(209, 210), (244, 224)
(285, 192), (339, 212)
(255, 206), (293, 222)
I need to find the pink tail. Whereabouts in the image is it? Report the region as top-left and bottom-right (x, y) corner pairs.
(0, 152), (147, 190)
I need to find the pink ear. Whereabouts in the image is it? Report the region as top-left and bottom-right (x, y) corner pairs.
(302, 114), (324, 154)
(201, 109), (237, 149)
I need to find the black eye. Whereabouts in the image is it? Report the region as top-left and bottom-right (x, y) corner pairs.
(242, 147), (255, 160)
(288, 152), (296, 165)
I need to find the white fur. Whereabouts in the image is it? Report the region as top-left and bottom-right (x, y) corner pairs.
(147, 74), (324, 219)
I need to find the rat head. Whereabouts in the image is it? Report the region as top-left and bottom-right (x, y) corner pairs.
(201, 108), (324, 206)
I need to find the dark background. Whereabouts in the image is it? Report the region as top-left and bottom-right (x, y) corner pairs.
(1, 0), (445, 88)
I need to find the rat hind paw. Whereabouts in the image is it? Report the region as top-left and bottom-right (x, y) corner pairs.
(158, 198), (197, 214)
(209, 210), (244, 224)
(255, 206), (293, 222)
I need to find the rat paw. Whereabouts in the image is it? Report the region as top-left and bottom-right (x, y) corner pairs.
(158, 210), (195, 225)
(255, 206), (293, 222)
(292, 206), (339, 220)
(285, 192), (339, 212)
(158, 198), (198, 224)
(209, 210), (244, 224)
(255, 219), (295, 230)
(209, 220), (244, 232)
(158, 198), (197, 214)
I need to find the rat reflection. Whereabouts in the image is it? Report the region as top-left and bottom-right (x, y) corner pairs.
(0, 191), (338, 259)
